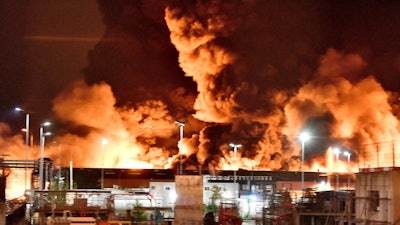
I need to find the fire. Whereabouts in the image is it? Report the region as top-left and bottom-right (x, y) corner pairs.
(164, 0), (400, 173)
(5, 169), (31, 199)
(308, 147), (358, 173)
(2, 1), (400, 198)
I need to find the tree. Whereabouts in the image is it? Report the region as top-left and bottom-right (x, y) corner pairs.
(205, 185), (222, 213)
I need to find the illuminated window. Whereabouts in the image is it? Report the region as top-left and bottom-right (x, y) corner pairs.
(265, 184), (273, 190)
(251, 185), (262, 193)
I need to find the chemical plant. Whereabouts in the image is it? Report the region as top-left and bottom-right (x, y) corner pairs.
(2, 150), (400, 225)
(2, 161), (400, 225)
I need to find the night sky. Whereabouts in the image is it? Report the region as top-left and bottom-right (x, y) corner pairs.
(0, 0), (104, 127)
(0, 0), (400, 171)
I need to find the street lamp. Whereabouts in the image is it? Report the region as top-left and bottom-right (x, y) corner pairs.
(39, 122), (51, 190)
(52, 142), (62, 191)
(343, 151), (351, 189)
(229, 143), (242, 183)
(15, 107), (30, 190)
(299, 132), (310, 191)
(69, 146), (74, 190)
(174, 121), (185, 175)
(101, 138), (108, 189)
(333, 147), (341, 190)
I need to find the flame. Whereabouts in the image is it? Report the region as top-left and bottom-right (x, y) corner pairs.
(4, 169), (27, 199)
(308, 147), (358, 173)
(2, 1), (400, 198)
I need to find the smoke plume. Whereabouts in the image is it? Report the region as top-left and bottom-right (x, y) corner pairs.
(3, 0), (400, 174)
(47, 1), (400, 171)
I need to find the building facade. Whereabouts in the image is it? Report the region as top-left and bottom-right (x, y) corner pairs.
(355, 167), (400, 224)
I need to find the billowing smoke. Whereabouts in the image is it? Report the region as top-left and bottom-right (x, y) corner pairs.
(0, 123), (26, 158)
(2, 1), (400, 174)
(163, 1), (400, 170)
(53, 0), (400, 171)
(51, 80), (179, 169)
(285, 49), (400, 164)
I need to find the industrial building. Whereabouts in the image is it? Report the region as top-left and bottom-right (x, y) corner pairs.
(354, 167), (400, 224)
(3, 158), (400, 224)
(6, 166), (346, 224)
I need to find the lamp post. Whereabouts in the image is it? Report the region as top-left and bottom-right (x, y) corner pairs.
(229, 143), (242, 183)
(333, 147), (341, 190)
(343, 151), (351, 189)
(69, 147), (73, 190)
(58, 144), (61, 190)
(101, 138), (108, 189)
(52, 142), (62, 191)
(174, 121), (185, 175)
(15, 107), (29, 190)
(39, 122), (51, 190)
(299, 132), (310, 191)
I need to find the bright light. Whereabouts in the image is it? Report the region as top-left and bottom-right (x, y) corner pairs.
(299, 131), (311, 191)
(42, 121), (51, 127)
(343, 151), (351, 157)
(14, 107), (23, 112)
(101, 138), (108, 145)
(333, 147), (341, 155)
(170, 192), (177, 202)
(174, 121), (185, 127)
(229, 143), (242, 148)
(299, 132), (310, 142)
(222, 191), (232, 199)
(317, 181), (331, 191)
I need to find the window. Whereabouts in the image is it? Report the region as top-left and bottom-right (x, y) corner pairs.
(241, 184), (249, 191)
(265, 184), (273, 191)
(369, 190), (379, 211)
(251, 185), (261, 193)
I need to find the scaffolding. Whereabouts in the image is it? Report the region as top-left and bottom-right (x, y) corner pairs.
(355, 138), (400, 224)
(354, 168), (400, 224)
(296, 189), (354, 225)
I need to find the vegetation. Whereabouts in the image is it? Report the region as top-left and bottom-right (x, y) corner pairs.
(205, 185), (222, 213)
(130, 201), (147, 225)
